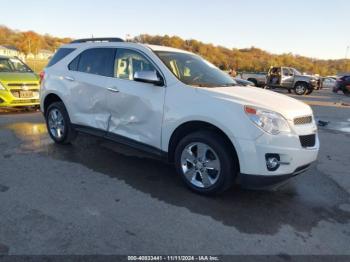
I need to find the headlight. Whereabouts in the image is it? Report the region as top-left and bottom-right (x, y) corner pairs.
(244, 106), (291, 135)
(0, 82), (5, 90)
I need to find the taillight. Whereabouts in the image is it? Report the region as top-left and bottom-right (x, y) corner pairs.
(39, 71), (45, 83)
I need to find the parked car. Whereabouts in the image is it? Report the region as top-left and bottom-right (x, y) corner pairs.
(237, 72), (267, 87)
(0, 56), (40, 108)
(266, 67), (319, 95)
(321, 77), (337, 89)
(233, 78), (254, 86)
(334, 74), (350, 96)
(40, 38), (319, 195)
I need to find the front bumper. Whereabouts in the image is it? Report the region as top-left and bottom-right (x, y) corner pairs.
(233, 130), (319, 188)
(0, 90), (40, 107)
(239, 163), (313, 189)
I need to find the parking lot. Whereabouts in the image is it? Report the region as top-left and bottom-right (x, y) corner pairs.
(0, 88), (350, 256)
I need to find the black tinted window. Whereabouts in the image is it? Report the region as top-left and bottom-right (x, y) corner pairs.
(68, 55), (80, 71)
(47, 48), (75, 67)
(78, 48), (116, 77)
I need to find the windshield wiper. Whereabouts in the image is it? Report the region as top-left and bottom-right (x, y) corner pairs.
(219, 83), (237, 87)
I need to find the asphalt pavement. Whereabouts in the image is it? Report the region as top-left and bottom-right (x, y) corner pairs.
(0, 88), (350, 256)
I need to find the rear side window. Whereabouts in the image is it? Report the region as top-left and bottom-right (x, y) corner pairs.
(76, 48), (116, 77)
(47, 48), (75, 67)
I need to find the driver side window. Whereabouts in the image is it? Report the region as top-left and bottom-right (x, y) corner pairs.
(282, 68), (290, 76)
(114, 49), (156, 81)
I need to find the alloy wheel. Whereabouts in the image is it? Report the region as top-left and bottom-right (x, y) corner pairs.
(48, 108), (65, 139)
(295, 84), (306, 95)
(180, 142), (221, 188)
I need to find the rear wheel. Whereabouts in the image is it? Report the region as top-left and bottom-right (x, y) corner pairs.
(45, 102), (76, 144)
(294, 83), (308, 95)
(174, 131), (238, 195)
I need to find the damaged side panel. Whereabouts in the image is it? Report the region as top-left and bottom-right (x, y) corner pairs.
(106, 78), (165, 149)
(67, 72), (110, 131)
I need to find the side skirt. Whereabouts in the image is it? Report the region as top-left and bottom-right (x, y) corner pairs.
(72, 124), (169, 161)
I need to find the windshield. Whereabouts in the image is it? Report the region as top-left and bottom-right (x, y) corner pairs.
(155, 51), (236, 87)
(0, 57), (33, 73)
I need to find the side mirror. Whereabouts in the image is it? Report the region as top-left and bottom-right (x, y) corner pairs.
(134, 70), (164, 86)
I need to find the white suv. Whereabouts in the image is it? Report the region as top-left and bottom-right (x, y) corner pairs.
(40, 38), (319, 194)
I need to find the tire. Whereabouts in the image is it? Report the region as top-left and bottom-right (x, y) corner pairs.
(174, 131), (238, 195)
(344, 89), (350, 97)
(306, 89), (313, 95)
(294, 82), (308, 95)
(247, 78), (258, 87)
(45, 101), (76, 144)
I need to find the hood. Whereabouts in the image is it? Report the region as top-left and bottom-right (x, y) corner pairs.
(0, 72), (39, 83)
(198, 86), (313, 120)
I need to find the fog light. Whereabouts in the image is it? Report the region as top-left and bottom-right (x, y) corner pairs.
(265, 154), (280, 171)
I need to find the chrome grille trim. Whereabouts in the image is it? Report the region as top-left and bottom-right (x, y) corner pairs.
(7, 83), (39, 87)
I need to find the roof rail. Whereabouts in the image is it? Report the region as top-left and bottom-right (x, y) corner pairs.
(70, 38), (124, 44)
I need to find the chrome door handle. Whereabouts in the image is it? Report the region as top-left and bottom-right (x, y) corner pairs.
(107, 87), (120, 93)
(64, 76), (75, 81)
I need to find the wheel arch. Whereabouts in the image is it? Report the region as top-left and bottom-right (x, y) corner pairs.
(167, 120), (240, 171)
(43, 93), (63, 115)
(294, 81), (310, 89)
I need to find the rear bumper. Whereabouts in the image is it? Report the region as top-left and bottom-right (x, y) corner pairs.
(239, 163), (313, 189)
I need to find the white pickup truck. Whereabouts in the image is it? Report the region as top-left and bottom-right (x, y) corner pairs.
(237, 72), (267, 87)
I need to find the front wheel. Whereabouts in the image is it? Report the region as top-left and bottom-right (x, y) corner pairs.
(45, 101), (76, 144)
(174, 131), (238, 195)
(294, 83), (308, 95)
(344, 88), (350, 97)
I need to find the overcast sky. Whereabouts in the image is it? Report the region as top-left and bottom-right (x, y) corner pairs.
(1, 0), (349, 59)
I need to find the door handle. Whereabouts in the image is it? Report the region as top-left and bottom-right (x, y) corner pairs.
(64, 76), (75, 81)
(107, 87), (120, 93)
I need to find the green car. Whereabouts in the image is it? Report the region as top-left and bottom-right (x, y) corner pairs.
(0, 55), (40, 108)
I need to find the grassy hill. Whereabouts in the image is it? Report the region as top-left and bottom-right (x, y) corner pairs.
(1, 25), (349, 76)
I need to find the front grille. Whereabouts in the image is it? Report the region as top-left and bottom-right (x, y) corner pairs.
(299, 134), (316, 148)
(7, 83), (39, 87)
(294, 116), (313, 125)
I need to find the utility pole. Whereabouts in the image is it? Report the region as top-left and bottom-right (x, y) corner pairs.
(346, 46), (350, 59)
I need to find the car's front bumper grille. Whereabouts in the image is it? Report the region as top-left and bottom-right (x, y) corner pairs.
(299, 134), (316, 148)
(10, 99), (39, 104)
(294, 116), (313, 125)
